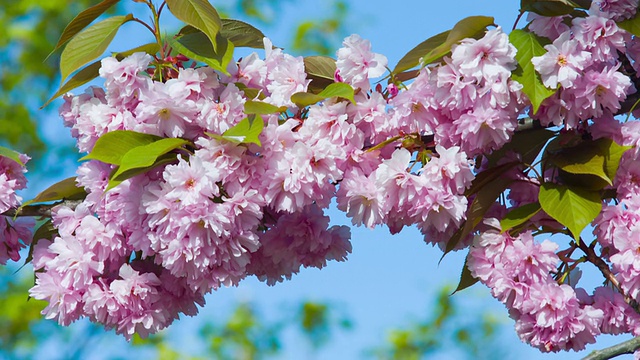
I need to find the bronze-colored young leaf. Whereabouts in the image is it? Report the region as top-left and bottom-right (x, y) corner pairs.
(521, 0), (580, 16)
(421, 16), (495, 66)
(22, 177), (86, 207)
(220, 19), (266, 48)
(393, 30), (450, 74)
(114, 42), (161, 61)
(59, 14), (132, 82)
(166, 0), (223, 51)
(304, 56), (337, 93)
(49, 0), (121, 57)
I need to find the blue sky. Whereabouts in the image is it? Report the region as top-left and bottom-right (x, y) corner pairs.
(33, 1), (635, 359)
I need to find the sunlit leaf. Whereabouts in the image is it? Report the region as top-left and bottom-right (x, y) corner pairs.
(107, 153), (178, 191)
(500, 202), (541, 233)
(79, 130), (163, 165)
(291, 82), (355, 108)
(166, 0), (222, 51)
(393, 30), (450, 74)
(0, 146), (25, 166)
(551, 138), (630, 187)
(22, 177), (86, 207)
(509, 30), (556, 114)
(110, 138), (190, 181)
(217, 115), (264, 146)
(421, 16), (494, 66)
(618, 12), (640, 36)
(599, 138), (632, 181)
(244, 101), (286, 114)
(60, 14), (132, 82)
(538, 182), (602, 240)
(49, 0), (121, 57)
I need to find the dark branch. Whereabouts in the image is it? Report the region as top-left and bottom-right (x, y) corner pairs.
(582, 337), (640, 360)
(2, 199), (83, 218)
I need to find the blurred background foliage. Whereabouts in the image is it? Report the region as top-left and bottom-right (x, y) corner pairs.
(0, 1), (506, 359)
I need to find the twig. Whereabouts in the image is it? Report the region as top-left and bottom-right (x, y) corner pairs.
(1, 199), (83, 218)
(582, 337), (640, 360)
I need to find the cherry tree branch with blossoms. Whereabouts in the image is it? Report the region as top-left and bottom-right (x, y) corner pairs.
(3, 0), (640, 358)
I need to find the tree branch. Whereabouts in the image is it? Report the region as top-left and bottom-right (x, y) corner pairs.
(583, 337), (640, 360)
(1, 199), (83, 218)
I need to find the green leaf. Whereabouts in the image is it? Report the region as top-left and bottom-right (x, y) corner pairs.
(0, 146), (25, 166)
(217, 115), (264, 146)
(22, 177), (86, 207)
(509, 30), (556, 114)
(220, 19), (266, 48)
(393, 30), (450, 74)
(304, 56), (337, 93)
(60, 14), (132, 82)
(43, 60), (102, 108)
(304, 56), (336, 81)
(452, 257), (479, 294)
(421, 16), (495, 66)
(79, 130), (163, 165)
(318, 82), (355, 103)
(291, 82), (355, 108)
(169, 31), (234, 74)
(49, 0), (121, 57)
(500, 202), (541, 233)
(244, 101), (286, 115)
(521, 0), (580, 15)
(166, 0), (222, 51)
(618, 12), (640, 36)
(538, 182), (602, 240)
(107, 153), (178, 191)
(111, 138), (189, 181)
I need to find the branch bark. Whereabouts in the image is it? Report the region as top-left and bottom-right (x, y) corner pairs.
(1, 199), (83, 218)
(583, 337), (640, 360)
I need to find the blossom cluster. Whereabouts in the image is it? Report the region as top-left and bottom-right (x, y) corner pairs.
(28, 29), (510, 338)
(0, 154), (33, 265)
(464, 4), (640, 354)
(2, 1), (640, 354)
